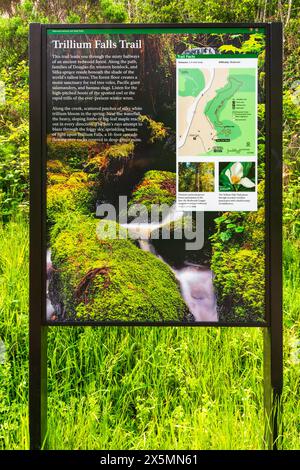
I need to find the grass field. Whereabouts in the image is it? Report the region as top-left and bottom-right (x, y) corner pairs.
(0, 214), (299, 450)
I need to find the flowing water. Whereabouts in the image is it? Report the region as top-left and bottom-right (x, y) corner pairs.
(122, 208), (218, 322)
(173, 265), (217, 322)
(47, 249), (55, 320)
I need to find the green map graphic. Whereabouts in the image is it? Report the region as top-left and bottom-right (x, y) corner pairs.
(178, 66), (257, 157)
(179, 69), (205, 97)
(204, 68), (256, 156)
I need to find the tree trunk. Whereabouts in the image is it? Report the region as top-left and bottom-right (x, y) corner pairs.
(196, 165), (200, 192)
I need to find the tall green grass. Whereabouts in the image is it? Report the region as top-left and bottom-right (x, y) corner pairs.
(0, 214), (299, 449)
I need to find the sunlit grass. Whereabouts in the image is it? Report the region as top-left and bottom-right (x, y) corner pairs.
(0, 214), (299, 449)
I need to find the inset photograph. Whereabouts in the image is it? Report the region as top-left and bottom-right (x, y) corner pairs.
(219, 161), (256, 192)
(178, 162), (214, 192)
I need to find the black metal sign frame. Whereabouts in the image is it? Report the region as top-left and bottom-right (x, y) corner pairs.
(29, 22), (282, 450)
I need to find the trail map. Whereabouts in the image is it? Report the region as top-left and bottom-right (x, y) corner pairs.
(177, 57), (257, 157)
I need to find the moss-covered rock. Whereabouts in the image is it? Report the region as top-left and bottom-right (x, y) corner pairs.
(47, 160), (96, 225)
(47, 138), (97, 169)
(49, 215), (188, 322)
(87, 142), (135, 188)
(211, 181), (265, 322)
(128, 171), (208, 267)
(130, 170), (176, 210)
(88, 142), (134, 169)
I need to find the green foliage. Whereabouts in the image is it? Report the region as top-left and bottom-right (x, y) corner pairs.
(0, 60), (28, 125)
(130, 170), (176, 209)
(103, 142), (134, 159)
(133, 0), (182, 22)
(0, 215), (29, 447)
(133, 0), (268, 23)
(212, 213), (245, 244)
(0, 142), (28, 219)
(99, 0), (127, 23)
(139, 115), (168, 143)
(0, 60), (29, 219)
(47, 139), (93, 169)
(66, 12), (81, 23)
(283, 18), (300, 89)
(239, 34), (265, 54)
(0, 1), (47, 67)
(47, 161), (95, 226)
(282, 88), (300, 240)
(218, 44), (241, 54)
(86, 142), (134, 174)
(219, 34), (265, 55)
(284, 180), (300, 240)
(257, 103), (266, 179)
(211, 181), (265, 321)
(283, 89), (300, 165)
(50, 215), (187, 321)
(283, 238), (300, 328)
(211, 247), (264, 321)
(211, 226), (265, 322)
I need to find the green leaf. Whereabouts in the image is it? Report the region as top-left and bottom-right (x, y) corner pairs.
(219, 231), (232, 242)
(219, 45), (241, 54)
(214, 215), (227, 224)
(241, 162), (253, 176)
(219, 165), (233, 190)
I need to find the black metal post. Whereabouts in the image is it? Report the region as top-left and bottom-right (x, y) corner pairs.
(264, 22), (283, 450)
(29, 23), (48, 450)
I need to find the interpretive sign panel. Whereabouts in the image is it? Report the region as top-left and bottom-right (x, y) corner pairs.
(30, 23), (282, 326)
(29, 22), (283, 450)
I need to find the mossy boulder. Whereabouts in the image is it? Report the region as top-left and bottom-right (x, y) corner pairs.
(49, 215), (188, 322)
(88, 142), (134, 168)
(47, 138), (97, 169)
(130, 170), (176, 210)
(87, 142), (134, 186)
(128, 171), (208, 267)
(47, 160), (96, 225)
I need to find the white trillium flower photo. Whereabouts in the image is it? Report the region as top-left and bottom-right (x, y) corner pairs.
(225, 162), (255, 190)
